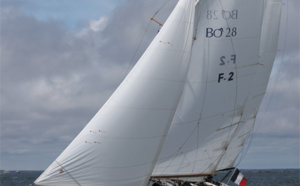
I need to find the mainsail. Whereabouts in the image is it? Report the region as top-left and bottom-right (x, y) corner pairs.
(35, 0), (195, 185)
(35, 0), (282, 185)
(216, 0), (283, 170)
(153, 0), (282, 178)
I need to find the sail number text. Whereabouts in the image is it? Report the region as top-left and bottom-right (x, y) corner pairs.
(218, 72), (234, 83)
(206, 27), (237, 38)
(218, 54), (236, 82)
(220, 54), (236, 65)
(207, 10), (238, 20)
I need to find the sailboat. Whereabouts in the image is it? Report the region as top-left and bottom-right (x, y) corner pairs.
(34, 0), (282, 185)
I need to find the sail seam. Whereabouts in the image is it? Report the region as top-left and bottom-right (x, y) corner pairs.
(95, 160), (154, 169)
(94, 174), (150, 182)
(107, 105), (178, 110)
(238, 131), (252, 139)
(173, 108), (243, 126)
(216, 122), (242, 131)
(55, 160), (81, 186)
(158, 153), (224, 168)
(94, 134), (167, 140)
(196, 35), (261, 42)
(130, 76), (187, 83)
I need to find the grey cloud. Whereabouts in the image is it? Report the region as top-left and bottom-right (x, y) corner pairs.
(1, 3), (105, 159)
(97, 0), (176, 63)
(240, 136), (298, 169)
(0, 0), (178, 170)
(0, 0), (299, 171)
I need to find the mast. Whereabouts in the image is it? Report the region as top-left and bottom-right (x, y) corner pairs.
(34, 0), (196, 185)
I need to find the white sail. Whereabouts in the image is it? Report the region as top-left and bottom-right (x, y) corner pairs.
(153, 0), (282, 177)
(34, 0), (195, 185)
(216, 0), (283, 170)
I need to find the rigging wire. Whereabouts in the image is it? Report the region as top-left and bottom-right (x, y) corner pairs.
(153, 0), (172, 18)
(122, 20), (152, 80)
(122, 0), (171, 80)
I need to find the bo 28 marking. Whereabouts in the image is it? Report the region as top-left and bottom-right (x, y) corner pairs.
(207, 10), (238, 20)
(206, 27), (237, 38)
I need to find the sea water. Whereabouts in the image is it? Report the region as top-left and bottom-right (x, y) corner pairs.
(214, 169), (300, 186)
(0, 169), (299, 186)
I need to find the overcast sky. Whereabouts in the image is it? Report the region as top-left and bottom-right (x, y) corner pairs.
(1, 0), (299, 171)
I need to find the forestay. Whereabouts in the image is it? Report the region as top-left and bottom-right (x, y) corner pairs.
(153, 0), (282, 178)
(34, 0), (195, 185)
